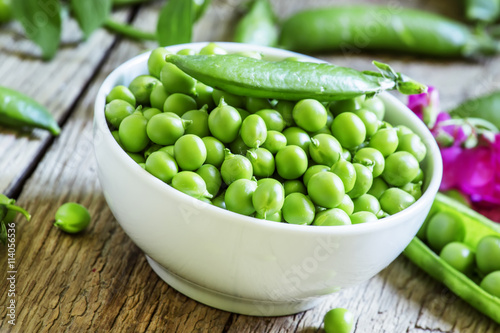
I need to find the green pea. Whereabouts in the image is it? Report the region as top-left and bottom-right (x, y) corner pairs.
(331, 111), (366, 149)
(147, 47), (170, 78)
(382, 151), (420, 187)
(282, 127), (311, 157)
(352, 193), (381, 216)
(229, 135), (250, 156)
(208, 98), (242, 143)
(202, 136), (225, 168)
(160, 62), (196, 96)
(212, 88), (245, 108)
(328, 96), (364, 115)
(261, 130), (287, 154)
(111, 130), (122, 148)
(379, 187), (416, 215)
(252, 178), (285, 217)
(142, 107), (162, 121)
(196, 164), (222, 197)
(369, 127), (399, 157)
(353, 147), (385, 178)
(118, 113), (150, 153)
(341, 148), (351, 161)
(212, 191), (226, 210)
(397, 133), (427, 162)
(292, 99), (328, 132)
(172, 171), (211, 199)
(401, 182), (423, 200)
(413, 168), (424, 183)
(182, 107), (210, 137)
(105, 99), (135, 128)
(330, 159), (357, 193)
(163, 93), (198, 116)
(255, 109), (285, 132)
(350, 211), (378, 224)
(275, 100), (295, 127)
(199, 42), (227, 55)
(439, 242), (475, 274)
(367, 177), (388, 199)
(174, 134), (207, 171)
(425, 211), (465, 252)
(347, 163), (373, 199)
(147, 112), (190, 145)
(246, 148), (275, 178)
(303, 164), (330, 187)
(53, 202), (91, 234)
(127, 152), (145, 164)
(337, 194), (354, 215)
(220, 150), (253, 185)
(323, 307), (355, 333)
(313, 208), (351, 226)
(476, 235), (500, 274)
(282, 193), (315, 225)
(225, 179), (257, 215)
(362, 96), (385, 120)
(275, 145), (308, 179)
(158, 145), (175, 157)
(395, 125), (413, 140)
(256, 210), (282, 222)
(106, 85), (136, 106)
(194, 82), (215, 110)
(245, 97), (273, 113)
(309, 133), (342, 167)
(150, 83), (169, 110)
(128, 75), (160, 106)
(177, 48), (196, 55)
(283, 180), (307, 196)
(145, 151), (178, 183)
(241, 114), (268, 148)
(144, 144), (162, 159)
(480, 271), (500, 298)
(307, 172), (345, 208)
(353, 108), (381, 138)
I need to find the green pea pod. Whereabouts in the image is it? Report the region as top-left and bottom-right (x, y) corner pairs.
(0, 86), (60, 135)
(165, 54), (426, 101)
(465, 0), (500, 23)
(279, 5), (499, 58)
(404, 193), (500, 324)
(0, 194), (31, 245)
(233, 0), (278, 47)
(449, 90), (500, 130)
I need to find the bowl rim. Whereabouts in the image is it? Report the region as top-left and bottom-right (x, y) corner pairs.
(94, 41), (443, 237)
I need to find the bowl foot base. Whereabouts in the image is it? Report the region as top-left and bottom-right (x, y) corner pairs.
(145, 255), (324, 317)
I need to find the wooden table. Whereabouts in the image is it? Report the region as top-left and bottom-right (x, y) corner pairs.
(1, 0), (499, 332)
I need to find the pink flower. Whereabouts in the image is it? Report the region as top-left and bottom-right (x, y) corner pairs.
(407, 87), (500, 222)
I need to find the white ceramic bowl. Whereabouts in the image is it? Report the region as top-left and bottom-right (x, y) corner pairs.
(93, 42), (443, 316)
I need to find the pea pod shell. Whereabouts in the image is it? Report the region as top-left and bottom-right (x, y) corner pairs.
(0, 86), (60, 135)
(404, 193), (500, 324)
(279, 5), (498, 57)
(165, 54), (425, 101)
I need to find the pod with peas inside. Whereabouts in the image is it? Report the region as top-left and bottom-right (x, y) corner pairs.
(94, 42), (442, 316)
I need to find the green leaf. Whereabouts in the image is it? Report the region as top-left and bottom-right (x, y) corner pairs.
(157, 0), (193, 46)
(12, 0), (62, 60)
(71, 0), (112, 38)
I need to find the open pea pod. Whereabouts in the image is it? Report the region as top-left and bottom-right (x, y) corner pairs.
(404, 193), (500, 324)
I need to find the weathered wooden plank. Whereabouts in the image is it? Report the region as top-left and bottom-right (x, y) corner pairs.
(0, 9), (132, 195)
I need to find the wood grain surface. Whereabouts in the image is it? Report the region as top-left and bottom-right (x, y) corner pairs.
(1, 0), (499, 332)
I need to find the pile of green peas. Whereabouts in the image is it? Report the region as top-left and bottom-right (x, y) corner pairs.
(104, 43), (427, 226)
(418, 210), (500, 299)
